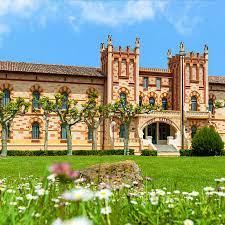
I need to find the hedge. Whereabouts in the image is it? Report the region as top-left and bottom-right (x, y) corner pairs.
(179, 149), (193, 156)
(7, 149), (135, 156)
(141, 150), (157, 156)
(180, 149), (225, 156)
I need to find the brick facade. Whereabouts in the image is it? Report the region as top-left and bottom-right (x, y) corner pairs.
(0, 36), (224, 152)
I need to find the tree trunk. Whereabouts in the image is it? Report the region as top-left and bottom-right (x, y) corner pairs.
(44, 117), (49, 152)
(124, 124), (130, 155)
(66, 124), (72, 156)
(92, 128), (98, 150)
(1, 123), (8, 157)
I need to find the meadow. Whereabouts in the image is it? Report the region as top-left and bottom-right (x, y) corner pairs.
(1, 156), (225, 225)
(1, 156), (225, 191)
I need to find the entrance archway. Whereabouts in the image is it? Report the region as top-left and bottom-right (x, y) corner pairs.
(142, 121), (177, 145)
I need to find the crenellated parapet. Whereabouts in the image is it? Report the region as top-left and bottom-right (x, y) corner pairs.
(100, 35), (140, 104)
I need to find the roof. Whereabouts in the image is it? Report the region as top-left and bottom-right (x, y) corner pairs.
(209, 76), (225, 84)
(0, 61), (104, 77)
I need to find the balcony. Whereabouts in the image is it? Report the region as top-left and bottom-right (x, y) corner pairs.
(186, 111), (210, 119)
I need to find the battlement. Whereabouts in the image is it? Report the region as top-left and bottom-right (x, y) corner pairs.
(140, 67), (171, 73)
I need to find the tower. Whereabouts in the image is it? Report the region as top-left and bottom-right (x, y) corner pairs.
(100, 35), (140, 104)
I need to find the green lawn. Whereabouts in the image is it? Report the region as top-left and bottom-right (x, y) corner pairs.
(0, 156), (224, 191)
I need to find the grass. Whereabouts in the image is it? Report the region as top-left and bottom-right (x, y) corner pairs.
(0, 156), (225, 191)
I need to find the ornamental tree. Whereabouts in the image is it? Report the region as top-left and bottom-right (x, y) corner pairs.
(54, 93), (82, 155)
(39, 96), (55, 151)
(192, 126), (224, 156)
(113, 99), (142, 155)
(82, 90), (112, 150)
(0, 93), (29, 156)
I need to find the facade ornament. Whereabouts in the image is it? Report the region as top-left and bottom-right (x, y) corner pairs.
(135, 37), (140, 48)
(167, 49), (172, 59)
(107, 34), (112, 45)
(179, 42), (185, 55)
(100, 43), (105, 52)
(204, 44), (208, 54)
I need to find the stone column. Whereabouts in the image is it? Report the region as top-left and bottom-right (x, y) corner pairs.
(135, 38), (140, 104)
(204, 45), (209, 110)
(107, 35), (113, 103)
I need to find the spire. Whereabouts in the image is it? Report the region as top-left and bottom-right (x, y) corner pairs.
(204, 44), (208, 54)
(100, 43), (105, 52)
(179, 42), (185, 55)
(167, 49), (172, 59)
(135, 37), (140, 48)
(107, 34), (112, 46)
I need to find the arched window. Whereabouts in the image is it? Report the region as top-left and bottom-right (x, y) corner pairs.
(2, 89), (10, 106)
(120, 92), (127, 106)
(209, 99), (214, 113)
(61, 123), (67, 139)
(88, 127), (93, 140)
(139, 96), (142, 107)
(62, 92), (68, 110)
(119, 124), (125, 138)
(191, 96), (197, 111)
(149, 97), (155, 107)
(191, 126), (197, 138)
(162, 98), (167, 110)
(32, 91), (40, 109)
(32, 122), (40, 139)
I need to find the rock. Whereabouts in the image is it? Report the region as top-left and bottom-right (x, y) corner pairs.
(80, 160), (143, 188)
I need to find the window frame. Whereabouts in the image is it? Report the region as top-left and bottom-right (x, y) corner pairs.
(61, 123), (67, 140)
(149, 97), (155, 107)
(119, 124), (125, 138)
(162, 98), (167, 110)
(191, 96), (197, 111)
(156, 78), (161, 90)
(32, 122), (40, 139)
(143, 77), (149, 89)
(2, 89), (10, 106)
(32, 91), (40, 109)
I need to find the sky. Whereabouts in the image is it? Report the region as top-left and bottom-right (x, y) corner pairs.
(0, 0), (224, 75)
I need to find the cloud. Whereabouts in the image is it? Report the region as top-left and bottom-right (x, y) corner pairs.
(0, 0), (209, 46)
(68, 0), (168, 27)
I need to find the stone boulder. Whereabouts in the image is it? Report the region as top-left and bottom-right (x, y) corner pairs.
(80, 160), (143, 188)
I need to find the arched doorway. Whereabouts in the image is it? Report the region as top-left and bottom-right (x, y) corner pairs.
(142, 121), (177, 145)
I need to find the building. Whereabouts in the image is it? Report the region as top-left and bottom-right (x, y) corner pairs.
(0, 35), (225, 154)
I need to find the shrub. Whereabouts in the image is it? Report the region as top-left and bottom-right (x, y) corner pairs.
(192, 126), (224, 156)
(141, 150), (157, 156)
(179, 149), (193, 156)
(7, 149), (135, 156)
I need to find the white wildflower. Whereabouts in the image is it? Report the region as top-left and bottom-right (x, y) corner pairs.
(101, 206), (112, 215)
(203, 187), (214, 192)
(62, 188), (94, 202)
(96, 189), (112, 200)
(52, 216), (92, 225)
(183, 219), (194, 225)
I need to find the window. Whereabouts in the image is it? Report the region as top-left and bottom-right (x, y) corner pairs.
(162, 98), (167, 110)
(61, 123), (67, 139)
(32, 123), (40, 139)
(209, 99), (213, 113)
(2, 89), (10, 106)
(143, 77), (149, 89)
(62, 92), (68, 110)
(32, 91), (40, 109)
(120, 92), (127, 106)
(191, 96), (197, 111)
(191, 126), (197, 138)
(149, 97), (155, 107)
(156, 78), (161, 90)
(88, 128), (93, 140)
(139, 96), (142, 107)
(119, 124), (125, 138)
